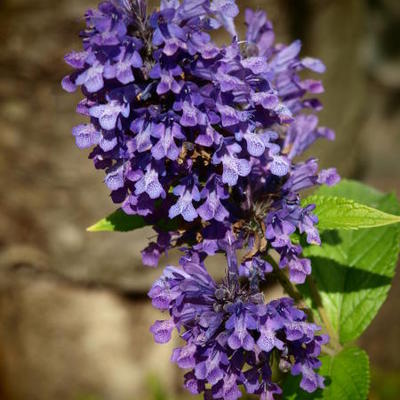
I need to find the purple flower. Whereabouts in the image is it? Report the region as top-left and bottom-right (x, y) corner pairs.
(269, 155), (290, 177)
(209, 0), (239, 37)
(130, 118), (153, 152)
(72, 124), (101, 149)
(104, 49), (143, 84)
(141, 232), (171, 267)
(239, 256), (273, 279)
(89, 100), (130, 131)
(63, 1), (337, 263)
(283, 115), (335, 160)
(216, 104), (245, 127)
(257, 317), (285, 352)
(244, 132), (266, 157)
(197, 190), (229, 222)
(225, 303), (257, 350)
(150, 319), (175, 343)
(301, 57), (326, 73)
(169, 179), (201, 221)
(105, 165), (125, 191)
(212, 141), (251, 186)
(75, 62), (105, 93)
(245, 9), (275, 57)
(318, 168), (340, 186)
(156, 68), (184, 95)
(148, 250), (326, 399)
(63, 2), (341, 397)
(135, 168), (165, 199)
(180, 101), (201, 127)
(151, 121), (185, 161)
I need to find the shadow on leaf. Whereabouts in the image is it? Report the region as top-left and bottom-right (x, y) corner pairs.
(320, 230), (342, 246)
(281, 373), (328, 400)
(309, 256), (392, 294)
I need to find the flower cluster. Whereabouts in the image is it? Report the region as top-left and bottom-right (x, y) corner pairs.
(149, 250), (327, 399)
(63, 0), (338, 284)
(63, 0), (338, 398)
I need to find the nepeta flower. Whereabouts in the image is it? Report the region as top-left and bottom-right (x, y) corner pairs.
(64, 2), (339, 397)
(149, 250), (327, 399)
(63, 0), (338, 283)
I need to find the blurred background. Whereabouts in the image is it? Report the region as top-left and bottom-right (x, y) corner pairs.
(0, 0), (399, 399)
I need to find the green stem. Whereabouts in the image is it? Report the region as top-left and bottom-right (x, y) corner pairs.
(265, 254), (341, 352)
(265, 255), (305, 306)
(307, 275), (341, 350)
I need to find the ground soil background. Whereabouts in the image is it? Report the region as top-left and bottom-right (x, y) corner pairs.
(0, 0), (399, 399)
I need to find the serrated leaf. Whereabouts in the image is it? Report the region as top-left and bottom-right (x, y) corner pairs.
(302, 180), (400, 343)
(87, 209), (147, 232)
(317, 179), (384, 205)
(282, 346), (370, 400)
(302, 194), (400, 230)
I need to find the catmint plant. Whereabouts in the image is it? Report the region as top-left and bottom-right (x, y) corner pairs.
(63, 1), (400, 399)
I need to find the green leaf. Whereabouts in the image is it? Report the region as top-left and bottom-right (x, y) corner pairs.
(282, 346), (370, 400)
(87, 209), (180, 233)
(317, 179), (384, 205)
(302, 194), (400, 230)
(302, 180), (400, 343)
(87, 209), (147, 232)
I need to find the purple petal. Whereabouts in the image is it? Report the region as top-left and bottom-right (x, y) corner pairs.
(72, 124), (101, 149)
(301, 57), (326, 73)
(105, 167), (124, 191)
(150, 320), (175, 343)
(244, 133), (266, 157)
(318, 168), (340, 186)
(270, 156), (289, 176)
(61, 75), (77, 93)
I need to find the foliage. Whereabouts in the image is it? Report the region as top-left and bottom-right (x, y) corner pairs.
(283, 347), (370, 400)
(281, 180), (400, 398)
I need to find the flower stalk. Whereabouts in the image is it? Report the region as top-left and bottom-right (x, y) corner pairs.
(266, 253), (341, 352)
(62, 0), (340, 397)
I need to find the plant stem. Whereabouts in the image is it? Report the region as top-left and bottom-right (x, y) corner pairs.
(307, 275), (341, 350)
(265, 254), (341, 352)
(265, 255), (305, 306)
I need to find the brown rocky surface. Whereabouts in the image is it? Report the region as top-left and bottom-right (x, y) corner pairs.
(0, 266), (177, 400)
